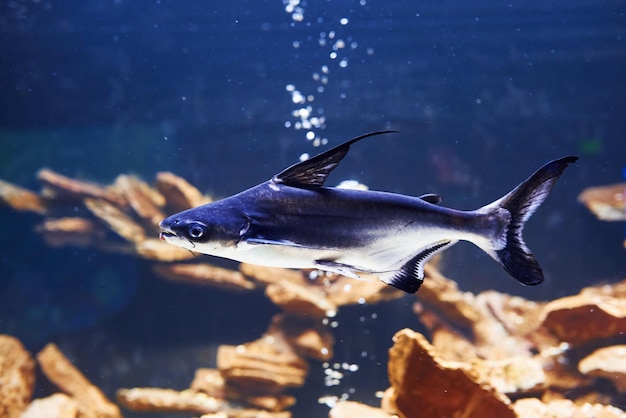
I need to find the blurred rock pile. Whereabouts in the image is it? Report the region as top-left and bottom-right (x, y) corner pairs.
(1, 170), (625, 417)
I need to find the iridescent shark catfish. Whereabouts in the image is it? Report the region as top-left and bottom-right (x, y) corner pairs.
(159, 131), (577, 294)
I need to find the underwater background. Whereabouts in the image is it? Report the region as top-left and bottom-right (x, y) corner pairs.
(1, 0), (625, 417)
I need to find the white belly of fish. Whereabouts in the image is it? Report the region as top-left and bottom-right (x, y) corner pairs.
(221, 241), (345, 270)
(222, 227), (483, 274)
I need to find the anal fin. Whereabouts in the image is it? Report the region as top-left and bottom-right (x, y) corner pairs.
(378, 240), (456, 293)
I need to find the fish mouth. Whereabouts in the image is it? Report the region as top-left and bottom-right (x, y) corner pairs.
(159, 219), (177, 241)
(159, 228), (178, 241)
(159, 231), (177, 241)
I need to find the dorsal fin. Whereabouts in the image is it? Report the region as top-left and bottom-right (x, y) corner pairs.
(418, 194), (442, 204)
(378, 240), (455, 293)
(272, 130), (397, 188)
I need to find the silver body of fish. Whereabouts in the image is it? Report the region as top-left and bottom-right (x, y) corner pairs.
(159, 131), (577, 293)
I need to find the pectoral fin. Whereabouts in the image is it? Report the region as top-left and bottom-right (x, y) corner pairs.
(245, 237), (307, 247)
(378, 240), (455, 293)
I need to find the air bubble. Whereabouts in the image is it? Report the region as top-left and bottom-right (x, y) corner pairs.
(291, 90), (305, 104)
(333, 39), (345, 50)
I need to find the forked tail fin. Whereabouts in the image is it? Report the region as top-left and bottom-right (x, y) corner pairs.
(479, 156), (578, 286)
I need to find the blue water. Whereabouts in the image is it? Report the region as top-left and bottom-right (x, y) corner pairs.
(1, 1), (625, 416)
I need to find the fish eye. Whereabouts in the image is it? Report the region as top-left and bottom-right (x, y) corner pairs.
(188, 223), (206, 239)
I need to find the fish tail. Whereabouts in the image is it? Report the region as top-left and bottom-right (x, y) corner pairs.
(477, 156), (578, 285)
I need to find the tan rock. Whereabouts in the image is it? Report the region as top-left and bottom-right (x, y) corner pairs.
(190, 368), (226, 399)
(472, 291), (547, 359)
(117, 388), (222, 414)
(539, 294), (626, 345)
(323, 274), (403, 306)
(36, 217), (105, 247)
(240, 263), (308, 287)
(268, 314), (334, 361)
(113, 174), (165, 226)
(266, 281), (338, 318)
(134, 238), (197, 261)
(120, 370), (294, 416)
(38, 168), (125, 207)
(417, 316), (480, 362)
(579, 345), (626, 392)
(191, 368), (295, 412)
(237, 393), (296, 412)
(217, 339), (308, 394)
(201, 313), (332, 411)
(418, 264), (482, 330)
(385, 329), (514, 418)
(415, 265), (546, 362)
(21, 393), (79, 418)
(471, 356), (545, 394)
(537, 343), (593, 392)
(153, 263), (256, 291)
(578, 182), (626, 221)
(580, 278), (626, 299)
(0, 335), (35, 418)
(200, 410), (292, 418)
(241, 264), (403, 315)
(513, 397), (626, 418)
(0, 180), (46, 214)
(329, 401), (392, 418)
(156, 171), (209, 212)
(84, 197), (146, 243)
(37, 343), (121, 418)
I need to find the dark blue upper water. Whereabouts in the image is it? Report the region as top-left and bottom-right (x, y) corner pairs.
(1, 1), (625, 416)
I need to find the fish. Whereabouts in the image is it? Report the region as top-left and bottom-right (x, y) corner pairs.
(159, 131), (578, 294)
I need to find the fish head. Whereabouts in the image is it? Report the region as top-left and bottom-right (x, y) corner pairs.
(159, 204), (250, 255)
